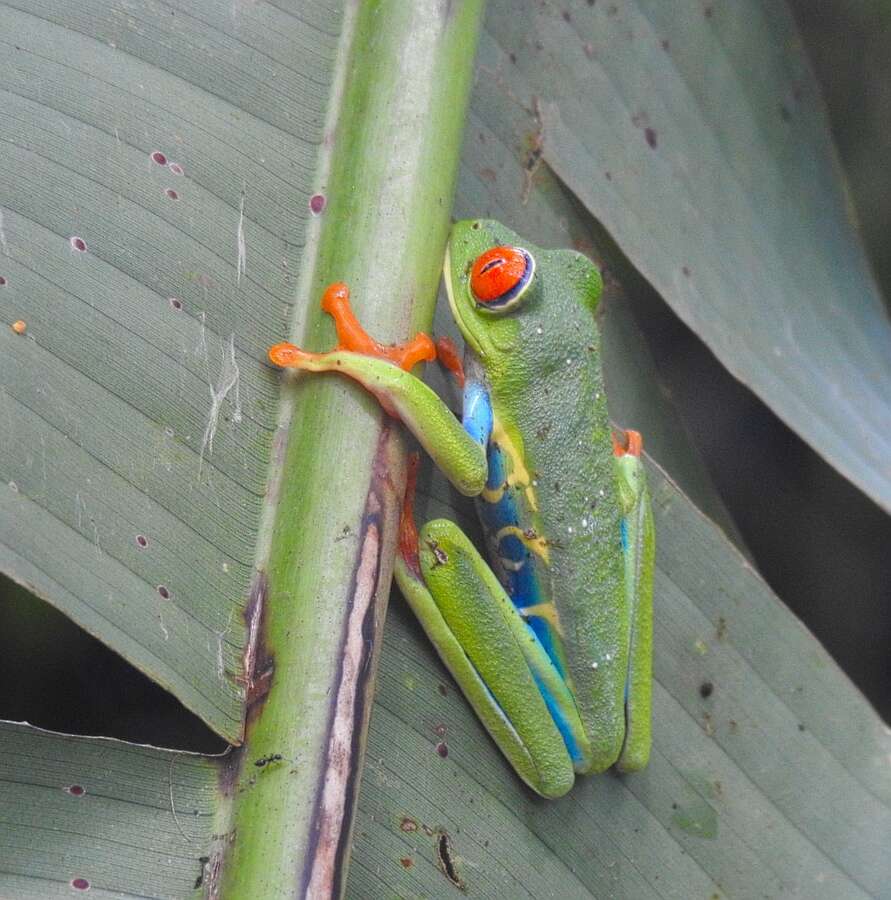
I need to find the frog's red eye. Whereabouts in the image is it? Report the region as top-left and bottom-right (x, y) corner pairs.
(469, 245), (535, 311)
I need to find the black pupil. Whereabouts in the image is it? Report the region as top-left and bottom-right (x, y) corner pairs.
(480, 257), (504, 275)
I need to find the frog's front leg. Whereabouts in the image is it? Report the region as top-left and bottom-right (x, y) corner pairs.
(395, 457), (592, 799)
(269, 282), (487, 496)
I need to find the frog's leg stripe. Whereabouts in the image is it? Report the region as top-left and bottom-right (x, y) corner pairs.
(478, 416), (540, 512)
(494, 526), (550, 564)
(478, 430), (568, 678)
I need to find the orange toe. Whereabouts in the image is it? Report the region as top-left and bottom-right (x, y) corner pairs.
(612, 428), (644, 457)
(268, 341), (308, 368)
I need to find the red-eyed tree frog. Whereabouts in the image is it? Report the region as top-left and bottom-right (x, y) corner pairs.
(268, 220), (654, 798)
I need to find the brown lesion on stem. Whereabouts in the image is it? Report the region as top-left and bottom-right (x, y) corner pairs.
(301, 423), (407, 899)
(238, 570), (275, 728)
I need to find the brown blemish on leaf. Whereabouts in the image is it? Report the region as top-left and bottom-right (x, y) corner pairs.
(400, 817), (418, 833)
(435, 831), (466, 891)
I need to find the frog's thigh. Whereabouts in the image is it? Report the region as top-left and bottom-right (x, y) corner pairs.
(395, 517), (575, 798)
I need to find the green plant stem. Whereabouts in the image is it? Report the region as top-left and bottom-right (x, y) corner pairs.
(216, 1), (485, 897)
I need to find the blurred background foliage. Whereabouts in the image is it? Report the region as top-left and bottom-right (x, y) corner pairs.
(1, 0), (888, 750)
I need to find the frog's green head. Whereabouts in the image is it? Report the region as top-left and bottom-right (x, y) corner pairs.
(444, 219), (603, 364)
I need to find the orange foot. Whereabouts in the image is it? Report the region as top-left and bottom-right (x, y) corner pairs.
(268, 282), (436, 372)
(612, 428), (644, 458)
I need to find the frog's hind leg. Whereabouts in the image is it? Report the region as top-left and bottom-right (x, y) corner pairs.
(394, 456), (586, 798)
(612, 430), (655, 772)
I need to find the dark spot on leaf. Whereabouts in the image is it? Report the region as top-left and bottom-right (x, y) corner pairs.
(400, 817), (418, 833)
(168, 162), (184, 176)
(309, 193), (326, 215)
(605, 170), (612, 181)
(699, 681), (714, 699)
(165, 188), (179, 201)
(0, 276), (6, 286)
(798, 723), (806, 732)
(704, 3), (713, 17)
(135, 534), (148, 548)
(509, 52), (517, 64)
(661, 38), (670, 51)
(682, 265), (691, 277)
(400, 857), (413, 869)
(150, 151), (167, 165)
(169, 297), (183, 311)
(66, 784), (85, 796)
(438, 682), (449, 696)
(435, 741), (448, 758)
(644, 127), (658, 149)
(157, 585), (171, 600)
(562, 10), (571, 22)
(70, 236), (87, 252)
(436, 831), (465, 891)
(71, 878), (90, 891)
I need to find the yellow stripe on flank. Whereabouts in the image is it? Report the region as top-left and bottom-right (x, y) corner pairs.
(495, 526), (550, 566)
(482, 415), (540, 512)
(518, 601), (564, 635)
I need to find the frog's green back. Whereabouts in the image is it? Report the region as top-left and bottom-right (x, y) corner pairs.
(446, 221), (628, 770)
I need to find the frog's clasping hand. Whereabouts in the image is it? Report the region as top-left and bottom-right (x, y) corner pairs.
(267, 282), (487, 497)
(268, 282), (436, 373)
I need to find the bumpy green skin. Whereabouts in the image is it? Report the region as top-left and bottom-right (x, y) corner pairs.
(445, 221), (628, 772)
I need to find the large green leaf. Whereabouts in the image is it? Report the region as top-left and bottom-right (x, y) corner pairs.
(474, 0), (891, 513)
(2, 0), (890, 897)
(4, 464), (889, 897)
(0, 0), (347, 740)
